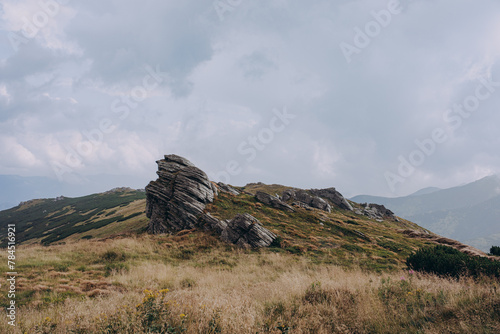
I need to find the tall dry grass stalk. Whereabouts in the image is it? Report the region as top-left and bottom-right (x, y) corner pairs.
(1, 236), (499, 333)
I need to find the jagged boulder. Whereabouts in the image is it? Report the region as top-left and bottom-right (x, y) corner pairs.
(282, 189), (332, 212)
(221, 213), (276, 248)
(145, 154), (218, 233)
(199, 212), (228, 235)
(217, 182), (240, 196)
(255, 191), (295, 212)
(309, 188), (353, 211)
(356, 203), (399, 221)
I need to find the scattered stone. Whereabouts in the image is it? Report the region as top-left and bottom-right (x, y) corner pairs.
(360, 203), (399, 221)
(282, 189), (332, 212)
(217, 182), (240, 196)
(255, 191), (295, 212)
(309, 188), (354, 211)
(221, 213), (276, 249)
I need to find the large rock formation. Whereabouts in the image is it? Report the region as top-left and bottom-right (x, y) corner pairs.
(145, 155), (217, 233)
(146, 154), (276, 248)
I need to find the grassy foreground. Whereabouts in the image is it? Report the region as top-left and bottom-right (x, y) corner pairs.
(1, 233), (499, 333)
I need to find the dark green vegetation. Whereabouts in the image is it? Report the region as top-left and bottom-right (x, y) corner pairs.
(491, 246), (500, 256)
(406, 245), (500, 278)
(0, 189), (147, 246)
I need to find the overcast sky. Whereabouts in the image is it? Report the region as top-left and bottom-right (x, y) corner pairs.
(1, 0), (500, 198)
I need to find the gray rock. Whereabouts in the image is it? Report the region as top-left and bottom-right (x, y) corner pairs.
(221, 213), (276, 248)
(282, 189), (332, 212)
(309, 188), (353, 211)
(199, 213), (228, 235)
(359, 203), (399, 221)
(217, 182), (240, 196)
(146, 154), (277, 249)
(255, 191), (295, 212)
(145, 154), (216, 233)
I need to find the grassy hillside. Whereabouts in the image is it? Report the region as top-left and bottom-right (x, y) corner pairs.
(206, 187), (434, 271)
(0, 183), (434, 271)
(0, 183), (498, 333)
(0, 234), (499, 333)
(0, 188), (147, 246)
(350, 176), (500, 253)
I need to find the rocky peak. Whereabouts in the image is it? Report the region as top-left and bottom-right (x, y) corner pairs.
(145, 154), (276, 248)
(145, 154), (217, 234)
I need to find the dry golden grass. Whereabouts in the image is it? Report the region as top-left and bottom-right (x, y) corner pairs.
(1, 235), (499, 333)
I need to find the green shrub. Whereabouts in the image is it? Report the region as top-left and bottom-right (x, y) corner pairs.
(490, 246), (500, 256)
(270, 236), (283, 248)
(406, 245), (500, 279)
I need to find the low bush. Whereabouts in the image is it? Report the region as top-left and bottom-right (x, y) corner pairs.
(406, 245), (500, 279)
(490, 246), (500, 256)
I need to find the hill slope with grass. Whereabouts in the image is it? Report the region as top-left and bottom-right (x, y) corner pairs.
(0, 188), (148, 246)
(351, 175), (500, 252)
(0, 181), (485, 270)
(1, 179), (499, 333)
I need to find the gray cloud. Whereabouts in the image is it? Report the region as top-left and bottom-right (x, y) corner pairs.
(1, 0), (500, 197)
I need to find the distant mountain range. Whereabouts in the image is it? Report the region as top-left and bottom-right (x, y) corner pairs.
(351, 175), (500, 252)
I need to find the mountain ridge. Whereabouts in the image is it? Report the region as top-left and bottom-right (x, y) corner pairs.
(350, 175), (500, 252)
(0, 155), (491, 269)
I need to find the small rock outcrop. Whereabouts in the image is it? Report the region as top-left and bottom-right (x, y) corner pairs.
(309, 188), (353, 211)
(255, 191), (295, 212)
(355, 203), (399, 221)
(221, 214), (276, 248)
(217, 182), (240, 196)
(199, 212), (228, 234)
(146, 154), (276, 248)
(145, 154), (217, 233)
(282, 189), (332, 212)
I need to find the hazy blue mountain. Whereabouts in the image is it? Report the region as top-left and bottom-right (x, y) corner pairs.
(350, 175), (500, 252)
(409, 187), (442, 197)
